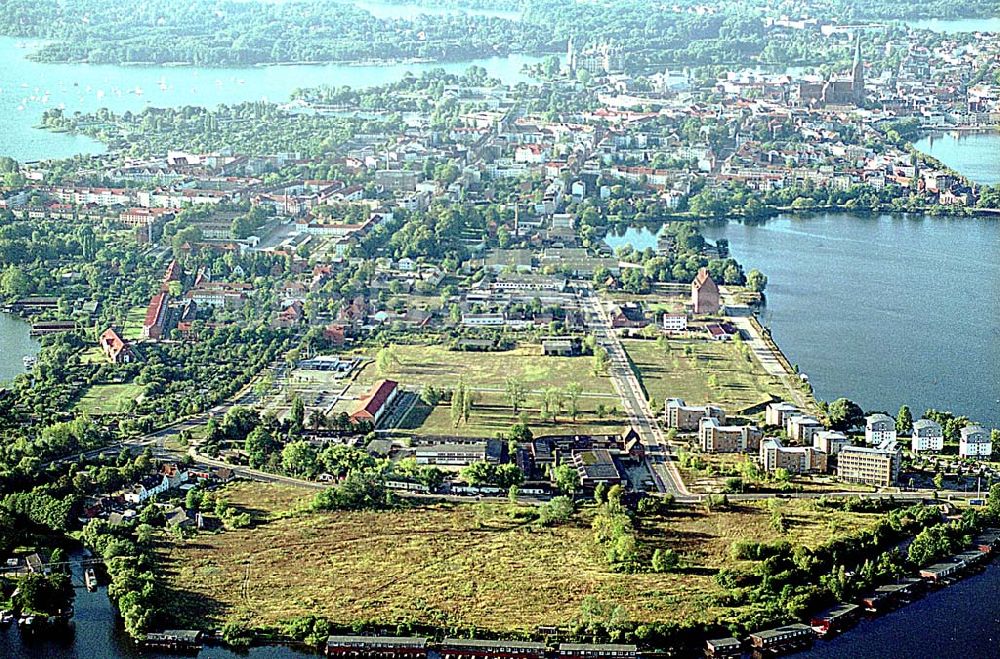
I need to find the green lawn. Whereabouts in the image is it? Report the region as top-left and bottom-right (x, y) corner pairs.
(75, 382), (144, 415)
(122, 306), (147, 341)
(624, 337), (788, 413)
(356, 343), (615, 396)
(401, 397), (626, 438)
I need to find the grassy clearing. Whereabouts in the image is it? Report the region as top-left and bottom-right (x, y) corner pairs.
(403, 397), (627, 438)
(74, 382), (144, 414)
(158, 483), (884, 634)
(355, 344), (615, 396)
(122, 306), (147, 341)
(624, 337), (788, 413)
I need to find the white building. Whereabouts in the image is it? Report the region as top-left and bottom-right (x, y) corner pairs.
(765, 402), (799, 428)
(911, 419), (944, 453)
(865, 413), (897, 445)
(959, 425), (992, 459)
(786, 414), (823, 443)
(661, 313), (688, 333)
(813, 430), (850, 457)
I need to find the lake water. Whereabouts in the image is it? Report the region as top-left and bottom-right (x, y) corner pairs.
(904, 17), (1000, 33)
(606, 214), (1000, 428)
(0, 552), (316, 658)
(0, 311), (39, 385)
(792, 561), (1000, 658)
(912, 132), (1000, 186)
(0, 37), (540, 162)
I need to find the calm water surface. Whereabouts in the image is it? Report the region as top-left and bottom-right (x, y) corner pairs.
(913, 132), (1000, 186)
(606, 214), (1000, 428)
(0, 36), (540, 162)
(0, 311), (39, 385)
(904, 17), (1000, 32)
(791, 561), (1000, 658)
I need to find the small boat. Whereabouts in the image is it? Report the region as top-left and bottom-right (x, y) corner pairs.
(84, 567), (97, 591)
(23, 355), (36, 371)
(0, 610), (13, 624)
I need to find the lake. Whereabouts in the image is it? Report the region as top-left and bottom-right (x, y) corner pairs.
(0, 37), (540, 163)
(606, 213), (1000, 428)
(904, 17), (1000, 33)
(792, 561), (1000, 658)
(912, 132), (1000, 186)
(0, 312), (39, 385)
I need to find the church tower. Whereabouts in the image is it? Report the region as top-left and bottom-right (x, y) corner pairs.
(852, 34), (865, 105)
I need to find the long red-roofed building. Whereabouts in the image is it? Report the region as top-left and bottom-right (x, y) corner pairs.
(350, 379), (399, 426)
(143, 292), (169, 340)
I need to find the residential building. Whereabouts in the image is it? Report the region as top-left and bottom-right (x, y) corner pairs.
(911, 418), (944, 453)
(837, 440), (901, 486)
(865, 413), (897, 445)
(349, 379), (399, 426)
(142, 292), (169, 340)
(691, 267), (720, 315)
(786, 414), (824, 443)
(960, 425), (992, 459)
(813, 430), (850, 458)
(664, 398), (725, 431)
(99, 328), (135, 364)
(541, 336), (582, 356)
(765, 402), (799, 428)
(699, 417), (762, 453)
(759, 438), (827, 474)
(123, 474), (170, 504)
(661, 313), (688, 333)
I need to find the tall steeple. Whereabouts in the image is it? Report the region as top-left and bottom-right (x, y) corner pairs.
(852, 33), (865, 105)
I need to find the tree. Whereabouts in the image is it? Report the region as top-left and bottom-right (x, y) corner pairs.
(541, 387), (564, 421)
(281, 440), (318, 478)
(504, 377), (527, 414)
(509, 422), (533, 443)
(309, 409), (327, 431)
(651, 547), (680, 573)
(289, 395), (305, 431)
(746, 269), (767, 293)
(828, 398), (864, 431)
(538, 496), (575, 525)
(553, 463), (581, 495)
(565, 382), (583, 420)
(592, 345), (610, 376)
(419, 384), (443, 406)
(988, 483), (1000, 520)
(450, 385), (464, 428)
(933, 471), (944, 490)
(896, 405), (913, 435)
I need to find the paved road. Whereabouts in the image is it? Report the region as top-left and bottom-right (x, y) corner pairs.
(577, 285), (696, 502)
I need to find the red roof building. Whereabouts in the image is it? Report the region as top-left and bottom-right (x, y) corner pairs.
(350, 379), (399, 426)
(143, 292), (169, 340)
(99, 328), (135, 364)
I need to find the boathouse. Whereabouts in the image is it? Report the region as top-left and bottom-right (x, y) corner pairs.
(440, 638), (547, 659)
(748, 623), (814, 651)
(324, 636), (429, 657)
(810, 603), (860, 635)
(704, 637), (742, 657)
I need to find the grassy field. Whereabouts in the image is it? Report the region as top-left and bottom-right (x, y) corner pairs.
(355, 344), (615, 395)
(122, 306), (147, 341)
(400, 397), (627, 438)
(624, 337), (789, 413)
(158, 483), (884, 634)
(74, 382), (144, 414)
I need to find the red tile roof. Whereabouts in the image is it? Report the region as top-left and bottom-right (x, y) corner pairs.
(350, 379), (398, 422)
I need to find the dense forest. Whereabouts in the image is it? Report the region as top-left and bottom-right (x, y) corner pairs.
(1, 0), (996, 68)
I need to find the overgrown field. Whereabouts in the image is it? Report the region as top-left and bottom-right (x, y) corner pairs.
(624, 337), (789, 412)
(158, 483), (884, 634)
